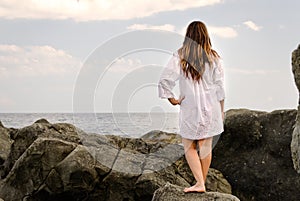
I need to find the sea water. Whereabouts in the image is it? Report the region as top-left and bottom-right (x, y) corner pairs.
(0, 113), (179, 138)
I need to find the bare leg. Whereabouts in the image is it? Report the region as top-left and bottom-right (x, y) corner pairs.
(198, 137), (213, 182)
(182, 138), (206, 193)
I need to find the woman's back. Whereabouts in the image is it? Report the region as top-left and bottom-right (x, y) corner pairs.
(158, 20), (225, 193)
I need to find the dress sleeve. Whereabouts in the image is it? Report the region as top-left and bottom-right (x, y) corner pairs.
(158, 54), (180, 99)
(213, 59), (225, 101)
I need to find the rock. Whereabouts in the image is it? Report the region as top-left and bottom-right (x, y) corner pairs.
(0, 122), (12, 168)
(34, 118), (50, 124)
(2, 121), (81, 178)
(291, 44), (300, 173)
(292, 44), (300, 89)
(0, 120), (233, 201)
(135, 164), (190, 200)
(0, 138), (78, 201)
(212, 109), (300, 201)
(151, 182), (240, 201)
(141, 130), (182, 144)
(205, 168), (232, 194)
(174, 157), (232, 194)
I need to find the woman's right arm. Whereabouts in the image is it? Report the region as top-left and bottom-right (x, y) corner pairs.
(158, 54), (180, 102)
(220, 99), (225, 121)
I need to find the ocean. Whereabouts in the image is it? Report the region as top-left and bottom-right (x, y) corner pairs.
(0, 113), (179, 138)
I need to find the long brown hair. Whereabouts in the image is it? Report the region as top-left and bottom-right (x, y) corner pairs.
(178, 21), (219, 81)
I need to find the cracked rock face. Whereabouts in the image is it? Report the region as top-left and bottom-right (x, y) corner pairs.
(292, 44), (300, 174)
(0, 120), (232, 201)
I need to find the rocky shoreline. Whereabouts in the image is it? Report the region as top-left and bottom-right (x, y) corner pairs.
(1, 107), (300, 200)
(0, 119), (236, 201)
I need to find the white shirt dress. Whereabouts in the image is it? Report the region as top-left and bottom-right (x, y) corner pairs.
(158, 52), (225, 140)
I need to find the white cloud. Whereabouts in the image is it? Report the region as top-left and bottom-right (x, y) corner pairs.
(243, 20), (262, 31)
(0, 45), (81, 77)
(127, 24), (176, 32)
(108, 58), (142, 73)
(208, 26), (238, 38)
(0, 0), (223, 21)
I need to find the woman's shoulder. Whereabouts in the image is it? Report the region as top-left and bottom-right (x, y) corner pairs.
(212, 56), (223, 68)
(173, 50), (180, 58)
(169, 50), (181, 64)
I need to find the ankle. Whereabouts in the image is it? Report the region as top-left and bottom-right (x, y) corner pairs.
(195, 182), (205, 188)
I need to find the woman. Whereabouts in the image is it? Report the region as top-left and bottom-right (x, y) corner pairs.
(158, 21), (225, 193)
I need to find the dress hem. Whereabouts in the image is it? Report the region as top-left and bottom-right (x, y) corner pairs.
(179, 129), (223, 140)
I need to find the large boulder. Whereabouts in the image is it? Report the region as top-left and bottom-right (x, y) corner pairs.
(0, 121), (13, 166)
(1, 119), (81, 178)
(291, 44), (300, 173)
(174, 158), (232, 194)
(212, 109), (300, 201)
(0, 119), (232, 201)
(152, 182), (239, 201)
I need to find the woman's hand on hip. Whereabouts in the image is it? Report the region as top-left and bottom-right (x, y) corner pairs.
(168, 96), (185, 106)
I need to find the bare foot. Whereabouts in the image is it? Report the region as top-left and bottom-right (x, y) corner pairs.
(184, 184), (206, 193)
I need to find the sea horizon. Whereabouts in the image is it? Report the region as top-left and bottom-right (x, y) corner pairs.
(0, 112), (179, 138)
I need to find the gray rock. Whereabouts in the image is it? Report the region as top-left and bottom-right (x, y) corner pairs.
(151, 182), (240, 201)
(34, 118), (50, 124)
(174, 157), (232, 194)
(205, 168), (232, 194)
(292, 44), (300, 89)
(2, 121), (81, 178)
(135, 165), (190, 200)
(141, 130), (182, 144)
(212, 109), (300, 201)
(0, 120), (233, 201)
(0, 138), (77, 201)
(0, 123), (12, 176)
(291, 44), (300, 173)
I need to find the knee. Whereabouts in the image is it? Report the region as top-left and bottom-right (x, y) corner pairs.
(199, 151), (211, 159)
(199, 146), (212, 159)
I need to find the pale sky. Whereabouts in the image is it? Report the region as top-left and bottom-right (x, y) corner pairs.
(0, 0), (299, 113)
